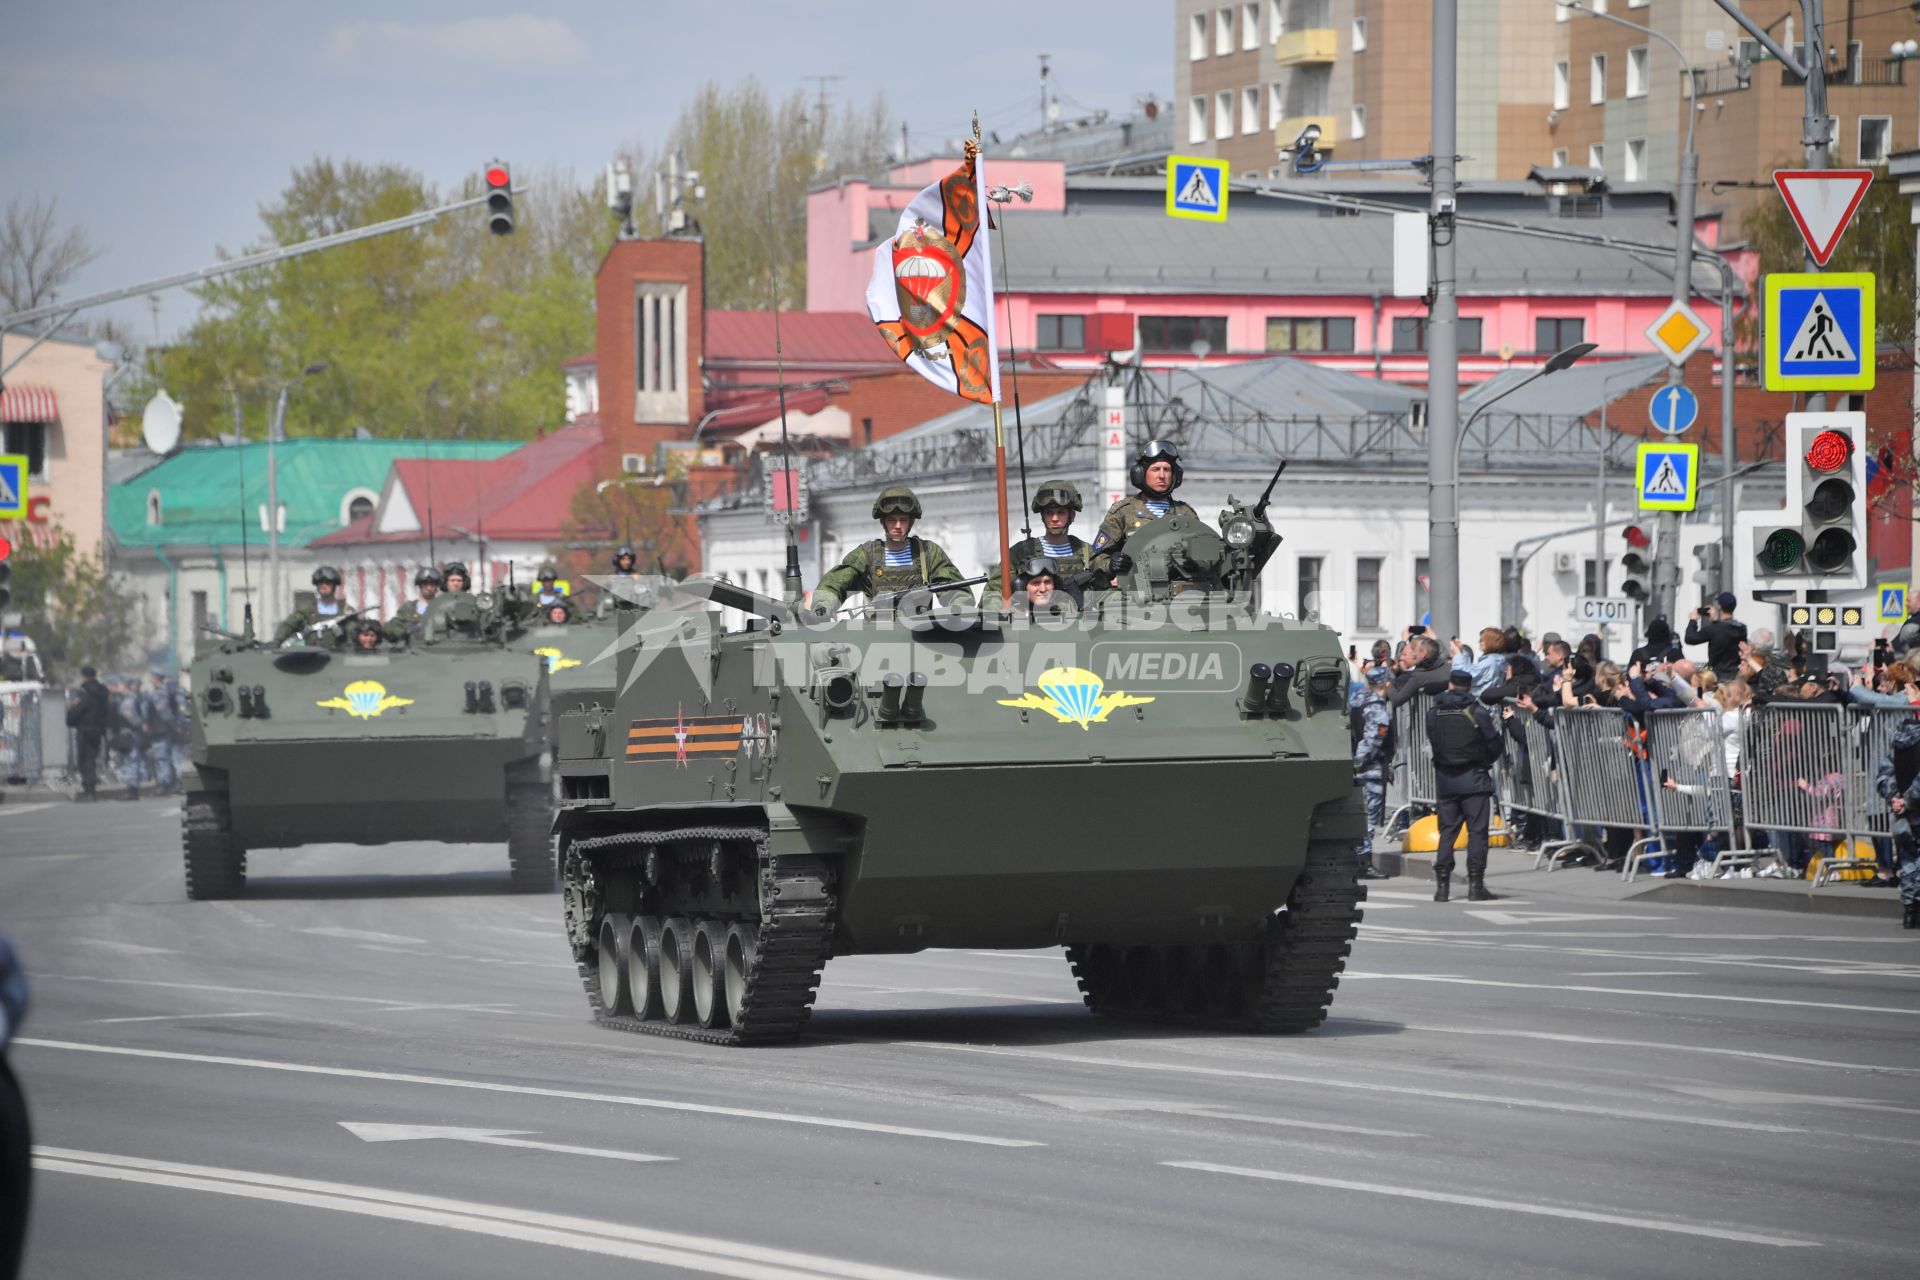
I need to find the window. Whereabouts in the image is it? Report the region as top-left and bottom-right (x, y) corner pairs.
(1589, 53), (1607, 104)
(1588, 142), (1606, 173)
(1190, 12), (1207, 60)
(1356, 557), (1382, 630)
(1242, 85), (1261, 135)
(1556, 1), (1570, 20)
(1243, 3), (1260, 50)
(1553, 60), (1570, 110)
(146, 490), (163, 526)
(1035, 314), (1086, 351)
(1270, 0), (1283, 42)
(1625, 137), (1647, 182)
(1391, 317), (1483, 353)
(1298, 556), (1323, 618)
(1269, 81), (1284, 129)
(1216, 7), (1234, 56)
(348, 494), (374, 522)
(1628, 0), (1646, 7)
(1266, 316), (1355, 353)
(1352, 17), (1367, 51)
(3, 422), (46, 478)
(1860, 115), (1893, 164)
(1189, 95), (1208, 144)
(1535, 317), (1586, 352)
(1350, 104), (1367, 139)
(1415, 558), (1431, 625)
(1499, 559), (1522, 626)
(1584, 558), (1603, 598)
(1626, 45), (1648, 98)
(1552, 146), (1570, 167)
(1138, 315), (1229, 353)
(192, 590), (210, 637)
(634, 282), (688, 421)
(1215, 90), (1233, 140)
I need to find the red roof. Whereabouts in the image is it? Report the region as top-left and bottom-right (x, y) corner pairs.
(704, 311), (894, 369)
(701, 387), (833, 436)
(314, 422), (604, 547)
(561, 352), (596, 369)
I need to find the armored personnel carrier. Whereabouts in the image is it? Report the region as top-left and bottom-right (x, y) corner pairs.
(552, 487), (1366, 1045)
(512, 600), (621, 741)
(180, 591), (552, 899)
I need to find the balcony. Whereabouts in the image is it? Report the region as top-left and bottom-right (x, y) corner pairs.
(1275, 115), (1336, 152)
(1276, 29), (1337, 67)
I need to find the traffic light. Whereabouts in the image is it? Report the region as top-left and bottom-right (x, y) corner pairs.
(1619, 525), (1652, 602)
(485, 161), (514, 236)
(1741, 413), (1869, 589)
(1692, 540), (1723, 590)
(0, 534), (11, 610)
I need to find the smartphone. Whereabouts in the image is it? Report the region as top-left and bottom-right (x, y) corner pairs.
(1408, 624), (1427, 636)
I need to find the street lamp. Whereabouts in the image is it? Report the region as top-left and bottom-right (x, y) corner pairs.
(266, 360), (330, 620)
(1455, 342), (1597, 471)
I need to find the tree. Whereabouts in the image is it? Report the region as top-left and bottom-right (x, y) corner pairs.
(0, 195), (102, 314)
(151, 158), (612, 443)
(554, 476), (697, 582)
(1742, 171), (1916, 348)
(6, 525), (144, 676)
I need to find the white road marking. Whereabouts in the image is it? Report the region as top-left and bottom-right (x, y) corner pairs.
(39, 973), (501, 1010)
(1342, 972), (1920, 1015)
(1164, 1161), (1817, 1248)
(92, 1012), (275, 1025)
(89, 940), (179, 956)
(17, 1039), (1044, 1149)
(1666, 1086), (1911, 1114)
(828, 982), (1065, 1006)
(958, 951), (1063, 963)
(1025, 1094), (1420, 1139)
(1462, 910), (1670, 926)
(899, 1043), (1808, 1135)
(36, 1147), (973, 1280)
(1573, 970), (1701, 978)
(1394, 1023), (1920, 1077)
(341, 1122), (673, 1164)
(0, 802), (60, 819)
(7, 854), (83, 862)
(299, 926), (430, 945)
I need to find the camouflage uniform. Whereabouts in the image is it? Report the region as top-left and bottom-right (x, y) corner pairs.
(1876, 717), (1920, 924)
(274, 598), (352, 645)
(384, 599), (433, 644)
(109, 681), (149, 797)
(1350, 684), (1394, 869)
(813, 538), (969, 612)
(142, 673), (186, 792)
(1089, 494), (1201, 579)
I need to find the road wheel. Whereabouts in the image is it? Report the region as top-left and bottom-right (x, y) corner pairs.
(657, 917), (694, 1024)
(691, 919), (730, 1029)
(181, 790), (245, 900)
(723, 922), (759, 1025)
(627, 916), (663, 1020)
(597, 914), (632, 1015)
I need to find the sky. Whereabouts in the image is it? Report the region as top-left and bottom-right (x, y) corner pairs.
(1, 0), (1168, 344)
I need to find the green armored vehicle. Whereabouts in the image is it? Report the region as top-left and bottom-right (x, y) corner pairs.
(513, 599), (622, 737)
(181, 591), (553, 899)
(552, 488), (1366, 1045)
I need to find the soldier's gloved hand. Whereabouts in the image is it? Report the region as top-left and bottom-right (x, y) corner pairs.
(1106, 553), (1133, 578)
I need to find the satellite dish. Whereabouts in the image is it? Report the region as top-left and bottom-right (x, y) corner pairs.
(141, 390), (183, 455)
(1189, 338), (1212, 362)
(1498, 342), (1516, 362)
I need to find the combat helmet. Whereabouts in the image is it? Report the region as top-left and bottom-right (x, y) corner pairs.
(612, 545), (636, 570)
(872, 486), (922, 521)
(1128, 440), (1184, 493)
(1031, 480), (1083, 513)
(536, 562), (560, 583)
(441, 561), (471, 588)
(311, 564), (343, 586)
(414, 566), (443, 588)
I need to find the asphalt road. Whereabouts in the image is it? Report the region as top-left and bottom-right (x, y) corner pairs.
(3, 795), (1917, 1279)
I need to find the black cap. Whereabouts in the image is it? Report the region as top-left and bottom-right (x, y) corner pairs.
(1448, 669), (1473, 689)
(80, 665), (97, 678)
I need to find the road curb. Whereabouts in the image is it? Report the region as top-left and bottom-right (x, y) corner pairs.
(1633, 879), (1904, 919)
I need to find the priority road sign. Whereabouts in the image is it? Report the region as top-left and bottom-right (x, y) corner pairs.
(0, 454), (26, 520)
(1644, 299), (1711, 366)
(1879, 584), (1908, 624)
(1765, 271), (1875, 392)
(1166, 155), (1229, 222)
(1636, 441), (1699, 511)
(1647, 384), (1698, 435)
(1772, 169), (1874, 267)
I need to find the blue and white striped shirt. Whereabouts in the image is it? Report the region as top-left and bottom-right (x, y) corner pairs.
(1041, 538), (1074, 558)
(881, 545), (915, 569)
(1143, 498), (1171, 518)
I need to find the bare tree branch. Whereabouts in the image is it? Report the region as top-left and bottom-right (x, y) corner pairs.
(0, 195), (104, 313)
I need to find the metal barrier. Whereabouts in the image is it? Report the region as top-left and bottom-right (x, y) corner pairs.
(1387, 690), (1440, 820)
(1543, 706), (1656, 873)
(0, 686), (45, 785)
(1495, 702), (1588, 869)
(1738, 702), (1874, 885)
(1623, 706), (1772, 881)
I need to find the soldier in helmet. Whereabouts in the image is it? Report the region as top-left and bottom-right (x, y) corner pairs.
(1088, 441), (1201, 583)
(811, 486), (970, 614)
(542, 600), (574, 626)
(534, 563), (567, 608)
(610, 546), (637, 577)
(1005, 480), (1095, 582)
(275, 565), (353, 644)
(385, 566), (443, 643)
(351, 618), (385, 652)
(1014, 557), (1080, 614)
(442, 562), (472, 593)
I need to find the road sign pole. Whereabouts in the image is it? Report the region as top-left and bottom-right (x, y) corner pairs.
(1654, 146), (1699, 623)
(1426, 0), (1461, 642)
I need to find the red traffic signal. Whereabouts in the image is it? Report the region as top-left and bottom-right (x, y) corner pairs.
(1622, 524), (1651, 549)
(0, 534), (11, 561)
(1805, 428), (1853, 473)
(485, 161), (514, 236)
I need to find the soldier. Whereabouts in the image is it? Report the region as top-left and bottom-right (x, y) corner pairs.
(351, 619), (385, 652)
(610, 546), (638, 577)
(1014, 558), (1080, 613)
(142, 669), (187, 794)
(1089, 441), (1201, 582)
(1007, 480), (1096, 581)
(108, 675), (147, 800)
(442, 562), (472, 593)
(534, 563), (567, 608)
(542, 600), (574, 626)
(811, 486), (971, 614)
(1349, 665), (1396, 880)
(274, 565), (351, 645)
(385, 567), (443, 643)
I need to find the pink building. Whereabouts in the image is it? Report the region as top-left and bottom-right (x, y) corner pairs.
(808, 163), (1749, 384)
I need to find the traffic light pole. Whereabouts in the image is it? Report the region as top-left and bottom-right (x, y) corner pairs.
(1655, 146), (1699, 624)
(1426, 0), (1462, 643)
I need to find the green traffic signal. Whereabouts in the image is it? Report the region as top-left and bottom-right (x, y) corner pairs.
(1758, 528), (1805, 573)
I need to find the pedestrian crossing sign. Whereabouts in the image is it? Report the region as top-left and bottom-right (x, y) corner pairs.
(1879, 584), (1908, 624)
(0, 453), (26, 520)
(1166, 155), (1229, 223)
(1764, 272), (1875, 392)
(1635, 441), (1699, 511)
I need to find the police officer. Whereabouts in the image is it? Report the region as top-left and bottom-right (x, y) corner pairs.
(1007, 480), (1096, 580)
(385, 567), (443, 642)
(1089, 441), (1201, 581)
(1350, 665), (1396, 880)
(64, 666), (111, 801)
(534, 563), (567, 608)
(1426, 669), (1507, 901)
(142, 669), (186, 793)
(611, 546), (638, 577)
(275, 566), (351, 645)
(442, 562), (472, 593)
(108, 675), (147, 800)
(811, 486), (970, 613)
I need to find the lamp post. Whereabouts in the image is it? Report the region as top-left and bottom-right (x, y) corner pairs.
(265, 361), (329, 621)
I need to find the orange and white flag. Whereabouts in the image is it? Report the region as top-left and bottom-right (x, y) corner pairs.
(866, 149), (1000, 405)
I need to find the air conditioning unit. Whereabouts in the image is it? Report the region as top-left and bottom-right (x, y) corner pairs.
(621, 453), (649, 474)
(1552, 551), (1575, 574)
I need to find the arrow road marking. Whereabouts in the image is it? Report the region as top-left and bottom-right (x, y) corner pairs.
(342, 1122), (673, 1164)
(1024, 1094), (1420, 1139)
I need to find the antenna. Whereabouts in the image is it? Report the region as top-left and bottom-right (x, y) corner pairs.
(423, 415), (437, 573)
(768, 194), (804, 604)
(1038, 54), (1051, 134)
(234, 394), (254, 640)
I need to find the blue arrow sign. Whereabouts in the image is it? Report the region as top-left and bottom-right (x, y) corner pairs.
(1648, 385), (1698, 435)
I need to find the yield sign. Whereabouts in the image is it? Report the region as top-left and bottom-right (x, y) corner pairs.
(1772, 169), (1874, 267)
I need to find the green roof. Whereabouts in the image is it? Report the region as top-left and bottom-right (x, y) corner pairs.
(109, 437), (518, 550)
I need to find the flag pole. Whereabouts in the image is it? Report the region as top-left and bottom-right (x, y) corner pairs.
(971, 115), (1012, 605)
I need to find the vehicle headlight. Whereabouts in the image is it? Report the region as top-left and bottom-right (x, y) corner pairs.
(1224, 520), (1255, 548)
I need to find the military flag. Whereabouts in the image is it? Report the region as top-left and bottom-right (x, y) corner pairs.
(866, 144), (1001, 405)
